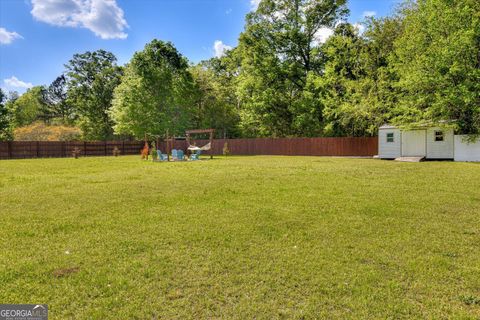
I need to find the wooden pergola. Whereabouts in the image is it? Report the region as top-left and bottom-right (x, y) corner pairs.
(186, 129), (215, 159)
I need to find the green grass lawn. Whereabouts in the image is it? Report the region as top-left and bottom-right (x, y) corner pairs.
(0, 156), (479, 319)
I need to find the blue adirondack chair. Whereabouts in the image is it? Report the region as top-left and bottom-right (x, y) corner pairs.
(190, 150), (201, 160)
(171, 149), (178, 160)
(177, 150), (184, 160)
(156, 150), (168, 161)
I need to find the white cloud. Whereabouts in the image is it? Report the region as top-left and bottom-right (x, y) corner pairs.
(4, 76), (33, 89)
(225, 8), (232, 15)
(362, 11), (376, 18)
(30, 0), (128, 39)
(213, 40), (232, 58)
(0, 27), (23, 44)
(314, 27), (334, 44)
(353, 23), (365, 35)
(250, 0), (260, 10)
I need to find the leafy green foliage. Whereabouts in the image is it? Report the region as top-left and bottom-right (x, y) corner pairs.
(237, 0), (348, 137)
(4, 0), (478, 139)
(0, 89), (13, 141)
(232, 0), (478, 137)
(190, 53), (241, 138)
(42, 75), (76, 125)
(315, 19), (403, 136)
(150, 141), (157, 160)
(393, 0), (480, 134)
(8, 86), (48, 127)
(65, 50), (123, 140)
(111, 40), (195, 139)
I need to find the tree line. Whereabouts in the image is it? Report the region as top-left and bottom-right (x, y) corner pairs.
(0, 0), (478, 141)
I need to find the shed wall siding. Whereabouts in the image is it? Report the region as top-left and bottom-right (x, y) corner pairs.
(454, 136), (480, 162)
(426, 128), (454, 159)
(379, 129), (401, 158)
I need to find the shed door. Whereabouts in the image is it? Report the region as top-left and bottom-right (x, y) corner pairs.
(402, 130), (426, 156)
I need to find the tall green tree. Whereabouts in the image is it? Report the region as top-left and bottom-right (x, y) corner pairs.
(309, 23), (366, 136)
(111, 40), (196, 138)
(8, 86), (47, 127)
(191, 52), (241, 138)
(316, 18), (403, 136)
(43, 75), (75, 125)
(0, 89), (13, 141)
(65, 50), (123, 140)
(237, 0), (348, 137)
(393, 0), (480, 134)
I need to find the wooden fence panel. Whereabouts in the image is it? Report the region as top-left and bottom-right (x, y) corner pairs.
(0, 137), (377, 160)
(0, 140), (143, 159)
(36, 141), (54, 158)
(0, 142), (9, 159)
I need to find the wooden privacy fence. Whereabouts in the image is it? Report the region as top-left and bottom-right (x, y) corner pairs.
(158, 137), (378, 157)
(0, 137), (377, 160)
(0, 141), (144, 160)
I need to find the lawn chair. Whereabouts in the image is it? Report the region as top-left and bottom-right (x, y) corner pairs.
(171, 149), (178, 160)
(177, 150), (185, 161)
(156, 150), (168, 161)
(190, 150), (201, 161)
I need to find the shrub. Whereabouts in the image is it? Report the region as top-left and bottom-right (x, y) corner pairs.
(72, 147), (81, 159)
(150, 141), (157, 160)
(223, 142), (230, 157)
(112, 146), (121, 157)
(14, 121), (82, 141)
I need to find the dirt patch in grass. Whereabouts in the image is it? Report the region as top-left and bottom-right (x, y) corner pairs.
(53, 267), (79, 278)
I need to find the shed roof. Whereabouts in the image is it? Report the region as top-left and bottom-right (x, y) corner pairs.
(380, 120), (454, 130)
(379, 124), (397, 129)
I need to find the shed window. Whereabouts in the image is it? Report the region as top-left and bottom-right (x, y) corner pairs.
(434, 130), (444, 142)
(386, 133), (394, 143)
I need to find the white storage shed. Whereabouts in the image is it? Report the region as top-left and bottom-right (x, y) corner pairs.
(378, 125), (454, 160)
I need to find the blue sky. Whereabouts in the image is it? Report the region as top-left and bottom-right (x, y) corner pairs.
(0, 0), (400, 94)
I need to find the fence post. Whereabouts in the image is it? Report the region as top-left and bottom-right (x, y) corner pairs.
(104, 141), (107, 156)
(7, 141), (12, 159)
(84, 141), (87, 156)
(36, 141), (40, 158)
(122, 140), (125, 155)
